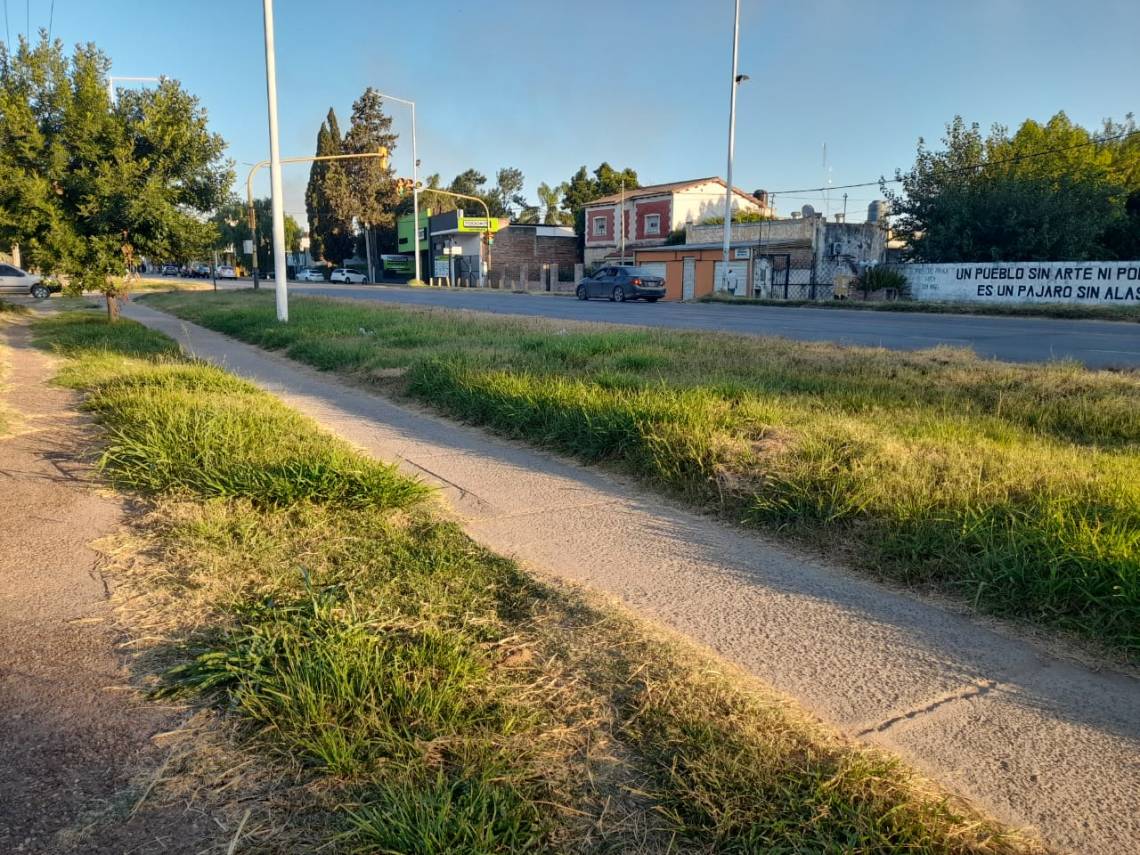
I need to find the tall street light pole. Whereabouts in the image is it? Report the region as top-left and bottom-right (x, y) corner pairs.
(720, 0), (746, 292)
(373, 92), (421, 285)
(261, 0), (289, 322)
(106, 75), (160, 107)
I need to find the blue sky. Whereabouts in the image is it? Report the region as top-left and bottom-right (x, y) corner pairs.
(15, 0), (1140, 224)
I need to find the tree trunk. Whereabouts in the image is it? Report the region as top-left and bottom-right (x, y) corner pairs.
(106, 294), (120, 321)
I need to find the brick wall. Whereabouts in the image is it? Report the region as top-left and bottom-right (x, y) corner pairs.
(634, 198), (671, 240)
(489, 226), (580, 271)
(584, 207), (614, 245)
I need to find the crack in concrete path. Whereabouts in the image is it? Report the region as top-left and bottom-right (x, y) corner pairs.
(857, 679), (999, 736)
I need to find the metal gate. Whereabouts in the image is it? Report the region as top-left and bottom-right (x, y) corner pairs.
(682, 257), (696, 300)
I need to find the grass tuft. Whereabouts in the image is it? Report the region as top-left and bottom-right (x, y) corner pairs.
(0, 297), (31, 315)
(35, 313), (428, 509)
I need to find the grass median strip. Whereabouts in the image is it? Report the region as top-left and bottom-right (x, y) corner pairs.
(32, 309), (1037, 853)
(144, 290), (1140, 658)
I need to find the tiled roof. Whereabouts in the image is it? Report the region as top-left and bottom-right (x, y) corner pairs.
(588, 177), (760, 206)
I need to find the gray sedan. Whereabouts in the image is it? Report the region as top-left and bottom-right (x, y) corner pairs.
(576, 266), (666, 302)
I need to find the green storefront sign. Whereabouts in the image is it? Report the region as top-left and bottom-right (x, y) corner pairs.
(456, 217), (501, 233)
(397, 211), (430, 252)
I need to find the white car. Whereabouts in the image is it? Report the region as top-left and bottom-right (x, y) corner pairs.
(217, 265), (237, 279)
(0, 263), (55, 299)
(329, 268), (368, 284)
(295, 267), (326, 282)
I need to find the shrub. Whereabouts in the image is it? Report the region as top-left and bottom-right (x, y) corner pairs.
(857, 266), (910, 299)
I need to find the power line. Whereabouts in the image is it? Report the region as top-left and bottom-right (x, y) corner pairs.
(768, 127), (1140, 196)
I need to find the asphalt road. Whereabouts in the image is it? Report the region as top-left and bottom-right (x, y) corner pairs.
(276, 282), (1140, 368)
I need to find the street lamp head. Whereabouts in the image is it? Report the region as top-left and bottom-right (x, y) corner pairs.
(735, 73), (750, 84)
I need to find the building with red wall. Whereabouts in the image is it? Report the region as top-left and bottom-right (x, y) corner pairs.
(582, 176), (773, 267)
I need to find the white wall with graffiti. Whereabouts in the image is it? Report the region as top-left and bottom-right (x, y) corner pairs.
(895, 261), (1140, 305)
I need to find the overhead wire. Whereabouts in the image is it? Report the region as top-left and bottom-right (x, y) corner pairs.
(768, 127), (1140, 196)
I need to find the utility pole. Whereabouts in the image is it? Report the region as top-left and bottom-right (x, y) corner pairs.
(248, 204), (260, 290)
(619, 178), (625, 263)
(369, 92), (421, 283)
(721, 0), (745, 292)
(261, 0), (289, 322)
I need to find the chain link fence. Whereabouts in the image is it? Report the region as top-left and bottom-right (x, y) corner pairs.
(753, 255), (862, 301)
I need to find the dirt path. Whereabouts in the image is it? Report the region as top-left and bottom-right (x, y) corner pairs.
(121, 301), (1140, 855)
(0, 320), (216, 853)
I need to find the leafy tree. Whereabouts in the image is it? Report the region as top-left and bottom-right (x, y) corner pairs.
(491, 167), (527, 217)
(593, 162), (639, 197)
(449, 168), (487, 201)
(0, 35), (232, 317)
(304, 108), (354, 265)
(562, 166), (596, 216)
(560, 163), (640, 247)
(537, 181), (570, 225)
(213, 198), (299, 273)
(342, 88), (399, 269)
(1102, 190), (1140, 258)
(885, 112), (1139, 262)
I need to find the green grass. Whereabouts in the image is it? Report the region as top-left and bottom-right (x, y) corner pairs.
(144, 290), (1140, 657)
(33, 308), (1037, 854)
(698, 292), (1140, 322)
(35, 313), (427, 509)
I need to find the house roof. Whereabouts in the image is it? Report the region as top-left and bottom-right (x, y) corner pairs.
(587, 177), (761, 207)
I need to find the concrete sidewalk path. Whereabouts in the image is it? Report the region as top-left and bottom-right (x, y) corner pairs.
(123, 302), (1140, 855)
(0, 320), (218, 852)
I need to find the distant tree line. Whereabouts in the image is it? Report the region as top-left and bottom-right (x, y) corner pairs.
(886, 112), (1140, 262)
(211, 198), (301, 275)
(302, 94), (647, 266)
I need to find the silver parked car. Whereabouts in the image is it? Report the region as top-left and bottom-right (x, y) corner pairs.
(295, 267), (326, 282)
(0, 263), (57, 299)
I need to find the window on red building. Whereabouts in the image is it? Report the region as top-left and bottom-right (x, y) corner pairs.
(644, 213), (661, 236)
(592, 215), (607, 236)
